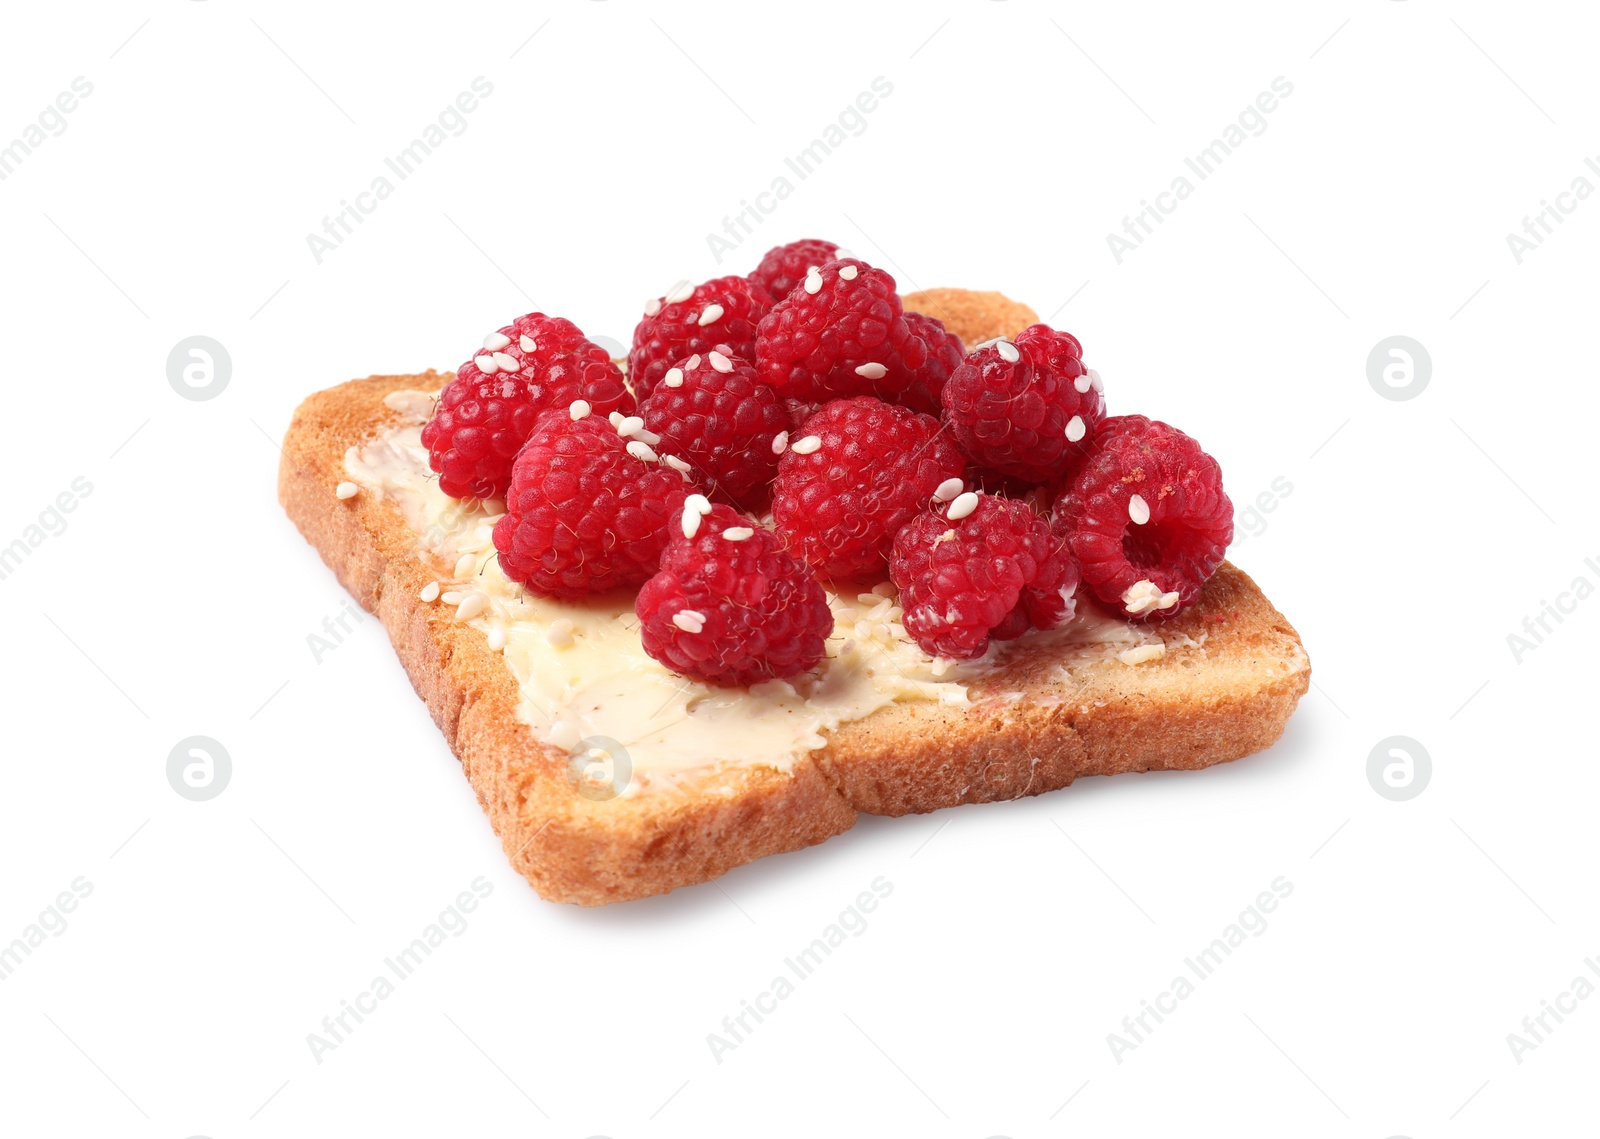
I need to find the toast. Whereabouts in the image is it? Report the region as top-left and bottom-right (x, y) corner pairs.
(279, 372), (1310, 905)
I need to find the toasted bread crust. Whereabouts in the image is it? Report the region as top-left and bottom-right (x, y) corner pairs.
(901, 288), (1041, 347)
(280, 373), (1309, 905)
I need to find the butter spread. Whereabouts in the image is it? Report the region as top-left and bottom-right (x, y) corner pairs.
(346, 390), (1161, 787)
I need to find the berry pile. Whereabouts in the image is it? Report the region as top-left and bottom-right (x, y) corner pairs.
(419, 236), (1234, 684)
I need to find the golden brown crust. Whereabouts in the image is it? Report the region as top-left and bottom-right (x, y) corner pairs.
(280, 373), (1309, 905)
(902, 288), (1041, 347)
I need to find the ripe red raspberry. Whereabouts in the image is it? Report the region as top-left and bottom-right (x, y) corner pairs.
(637, 348), (788, 512)
(894, 311), (965, 413)
(491, 407), (693, 599)
(755, 258), (927, 406)
(890, 493), (1079, 660)
(943, 324), (1106, 486)
(1053, 415), (1232, 621)
(628, 276), (772, 402)
(422, 314), (631, 500)
(637, 503), (833, 687)
(748, 238), (840, 302)
(771, 396), (965, 580)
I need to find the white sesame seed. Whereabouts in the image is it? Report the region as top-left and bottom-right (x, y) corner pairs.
(635, 428), (662, 446)
(664, 281), (695, 304)
(722, 527), (754, 541)
(546, 618), (575, 649)
(685, 354), (701, 370)
(486, 625), (507, 650)
(644, 298), (661, 317)
(455, 592), (490, 622)
(771, 431), (789, 456)
(440, 590), (466, 605)
(419, 581), (441, 602)
(804, 269), (823, 295)
(834, 246), (855, 260)
(626, 441), (658, 462)
(932, 477), (964, 502)
(708, 350), (733, 373)
(1065, 415), (1086, 442)
(996, 340), (1020, 364)
(1088, 368), (1104, 393)
(681, 505), (702, 539)
(1157, 591), (1181, 610)
(454, 552), (477, 580)
(492, 351), (519, 371)
(335, 481), (359, 500)
(1074, 373), (1093, 393)
(688, 493), (713, 514)
(1119, 644), (1166, 666)
(1121, 579), (1163, 614)
(697, 304), (725, 327)
(673, 609), (706, 634)
(971, 336), (1003, 352)
(838, 265), (858, 280)
(854, 362), (887, 379)
(947, 491), (980, 521)
(663, 368), (685, 388)
(569, 399), (591, 420)
(474, 355), (499, 374)
(483, 332), (511, 351)
(520, 334), (538, 353)
(1128, 494), (1150, 525)
(663, 454), (692, 474)
(791, 435), (822, 455)
(608, 411), (625, 427)
(617, 415), (645, 438)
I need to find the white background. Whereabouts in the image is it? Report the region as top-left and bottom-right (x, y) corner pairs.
(2, 1), (1595, 1135)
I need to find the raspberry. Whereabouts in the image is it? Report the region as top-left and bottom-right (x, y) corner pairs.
(637, 503), (833, 687)
(896, 311), (965, 413)
(748, 238), (840, 302)
(755, 258), (932, 408)
(491, 407), (693, 599)
(628, 276), (772, 401)
(943, 323), (1106, 486)
(422, 314), (631, 500)
(638, 348), (788, 512)
(890, 493), (1078, 660)
(771, 396), (965, 580)
(1053, 415), (1232, 621)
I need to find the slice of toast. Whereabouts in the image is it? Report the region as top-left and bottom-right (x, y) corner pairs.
(280, 374), (1310, 906)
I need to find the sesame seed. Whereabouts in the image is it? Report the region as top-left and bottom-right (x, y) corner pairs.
(854, 362), (887, 379)
(1088, 368), (1103, 393)
(673, 609), (706, 634)
(453, 552), (476, 580)
(419, 581), (441, 602)
(971, 337), (1002, 352)
(1065, 415), (1086, 442)
(947, 491), (979, 521)
(520, 334), (538, 353)
(791, 435), (822, 455)
(486, 625), (507, 650)
(771, 431), (789, 455)
(664, 281), (695, 304)
(932, 477), (963, 502)
(804, 269), (823, 295)
(636, 428), (662, 446)
(335, 481), (359, 500)
(569, 399), (591, 420)
(663, 368), (685, 388)
(1157, 591), (1181, 610)
(681, 505), (702, 539)
(608, 411), (625, 427)
(492, 351), (519, 371)
(626, 440), (658, 462)
(688, 493), (713, 514)
(617, 415), (645, 437)
(685, 354), (701, 370)
(483, 332), (511, 351)
(722, 527), (754, 541)
(697, 304), (725, 327)
(644, 298), (661, 317)
(708, 350), (733, 373)
(1074, 373), (1093, 393)
(547, 618), (576, 649)
(834, 246), (855, 259)
(440, 590), (466, 605)
(474, 354), (499, 374)
(838, 265), (858, 280)
(1119, 644), (1166, 666)
(996, 340), (1020, 364)
(455, 592), (490, 621)
(1129, 494), (1150, 525)
(663, 454), (692, 474)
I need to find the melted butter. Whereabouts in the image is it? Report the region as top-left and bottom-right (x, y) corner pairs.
(345, 389), (1157, 786)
